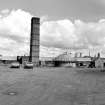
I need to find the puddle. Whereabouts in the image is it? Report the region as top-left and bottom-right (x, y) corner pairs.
(2, 90), (18, 96)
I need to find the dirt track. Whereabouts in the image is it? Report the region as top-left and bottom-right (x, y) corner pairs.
(0, 66), (105, 105)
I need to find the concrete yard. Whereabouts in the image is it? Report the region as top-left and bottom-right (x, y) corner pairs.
(0, 66), (105, 105)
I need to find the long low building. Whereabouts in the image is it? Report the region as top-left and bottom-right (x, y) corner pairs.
(54, 52), (91, 62)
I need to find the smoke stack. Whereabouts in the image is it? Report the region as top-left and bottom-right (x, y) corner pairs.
(97, 52), (100, 58)
(29, 17), (40, 66)
(80, 53), (82, 57)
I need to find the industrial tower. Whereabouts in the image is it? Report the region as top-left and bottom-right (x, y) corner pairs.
(29, 17), (40, 66)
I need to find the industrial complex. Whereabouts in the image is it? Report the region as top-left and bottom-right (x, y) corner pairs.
(0, 17), (104, 69)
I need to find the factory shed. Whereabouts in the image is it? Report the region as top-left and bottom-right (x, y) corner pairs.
(39, 57), (54, 67)
(54, 52), (76, 62)
(95, 58), (105, 68)
(2, 56), (17, 64)
(17, 56), (29, 64)
(53, 52), (76, 67)
(53, 52), (91, 67)
(75, 57), (91, 67)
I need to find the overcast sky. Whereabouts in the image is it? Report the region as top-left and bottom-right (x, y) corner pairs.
(1, 0), (105, 21)
(0, 0), (105, 57)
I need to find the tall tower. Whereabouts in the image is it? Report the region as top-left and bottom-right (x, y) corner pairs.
(29, 17), (40, 66)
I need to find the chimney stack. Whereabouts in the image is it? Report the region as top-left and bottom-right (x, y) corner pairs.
(29, 17), (40, 66)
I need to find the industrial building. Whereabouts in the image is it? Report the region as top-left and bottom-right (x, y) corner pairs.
(94, 53), (105, 68)
(53, 52), (91, 67)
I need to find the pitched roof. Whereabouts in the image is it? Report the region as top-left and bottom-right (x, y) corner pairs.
(54, 52), (91, 62)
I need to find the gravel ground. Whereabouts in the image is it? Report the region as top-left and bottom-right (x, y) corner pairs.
(0, 66), (104, 105)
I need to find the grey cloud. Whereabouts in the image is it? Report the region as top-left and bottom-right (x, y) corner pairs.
(41, 19), (105, 51)
(0, 46), (12, 51)
(0, 33), (28, 44)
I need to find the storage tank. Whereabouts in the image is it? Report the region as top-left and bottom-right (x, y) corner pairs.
(29, 17), (40, 66)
